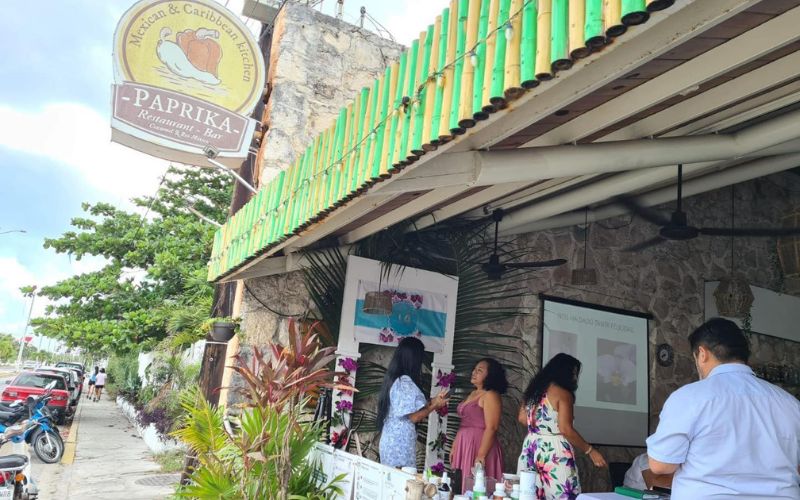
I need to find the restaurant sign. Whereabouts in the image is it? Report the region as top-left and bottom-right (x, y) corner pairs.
(111, 0), (265, 168)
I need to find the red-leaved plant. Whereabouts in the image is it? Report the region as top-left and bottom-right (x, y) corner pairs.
(227, 318), (353, 499)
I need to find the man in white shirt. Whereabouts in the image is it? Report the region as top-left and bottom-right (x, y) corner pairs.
(646, 318), (800, 499)
(623, 453), (673, 491)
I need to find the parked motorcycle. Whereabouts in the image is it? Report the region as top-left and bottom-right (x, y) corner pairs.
(0, 383), (64, 464)
(0, 422), (37, 499)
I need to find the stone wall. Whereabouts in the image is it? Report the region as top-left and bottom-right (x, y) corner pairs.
(258, 2), (403, 183)
(494, 172), (800, 491)
(230, 4), (402, 398)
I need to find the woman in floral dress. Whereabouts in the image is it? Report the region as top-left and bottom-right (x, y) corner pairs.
(517, 353), (607, 499)
(378, 337), (449, 468)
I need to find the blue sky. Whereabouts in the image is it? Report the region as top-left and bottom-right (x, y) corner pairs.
(0, 0), (446, 351)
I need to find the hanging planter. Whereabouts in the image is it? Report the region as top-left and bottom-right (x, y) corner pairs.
(714, 187), (754, 319)
(204, 318), (239, 342)
(713, 274), (754, 319)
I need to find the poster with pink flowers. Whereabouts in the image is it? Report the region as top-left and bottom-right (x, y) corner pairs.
(339, 255), (458, 356)
(353, 280), (448, 353)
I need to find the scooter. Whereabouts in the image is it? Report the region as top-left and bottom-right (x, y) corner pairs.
(0, 383), (64, 464)
(0, 422), (38, 499)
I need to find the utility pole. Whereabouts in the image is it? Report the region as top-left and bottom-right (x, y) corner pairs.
(15, 286), (36, 370)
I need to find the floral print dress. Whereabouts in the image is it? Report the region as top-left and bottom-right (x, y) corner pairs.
(379, 375), (427, 468)
(517, 395), (580, 499)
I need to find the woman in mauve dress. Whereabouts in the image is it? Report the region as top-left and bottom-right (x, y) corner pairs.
(451, 358), (509, 492)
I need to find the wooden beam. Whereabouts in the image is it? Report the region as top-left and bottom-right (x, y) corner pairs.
(340, 186), (469, 244)
(600, 50), (800, 141)
(524, 4), (800, 146)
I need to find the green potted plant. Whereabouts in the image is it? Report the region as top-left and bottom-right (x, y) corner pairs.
(202, 317), (239, 342)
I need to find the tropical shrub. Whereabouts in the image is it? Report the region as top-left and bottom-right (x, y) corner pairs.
(174, 320), (346, 500)
(107, 352), (142, 399)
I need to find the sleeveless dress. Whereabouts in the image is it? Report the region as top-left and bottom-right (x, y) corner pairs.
(451, 398), (504, 493)
(517, 395), (580, 499)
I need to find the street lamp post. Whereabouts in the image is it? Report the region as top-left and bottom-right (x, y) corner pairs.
(15, 286), (36, 371)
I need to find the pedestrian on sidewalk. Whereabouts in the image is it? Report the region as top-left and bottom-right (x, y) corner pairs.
(87, 366), (98, 399)
(94, 368), (106, 402)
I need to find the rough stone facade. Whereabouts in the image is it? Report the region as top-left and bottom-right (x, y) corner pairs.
(258, 3), (403, 183)
(232, 3), (401, 398)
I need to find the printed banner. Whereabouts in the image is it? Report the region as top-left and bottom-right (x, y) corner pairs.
(353, 280), (448, 353)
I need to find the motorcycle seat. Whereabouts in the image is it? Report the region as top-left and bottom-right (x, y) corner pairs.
(0, 410), (24, 425)
(0, 454), (27, 470)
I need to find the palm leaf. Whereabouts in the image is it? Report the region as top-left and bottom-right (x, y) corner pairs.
(302, 220), (535, 469)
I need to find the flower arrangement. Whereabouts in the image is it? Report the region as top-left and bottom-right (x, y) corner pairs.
(435, 370), (456, 389)
(331, 356), (357, 449)
(338, 357), (358, 373)
(335, 400), (353, 413)
(428, 431), (448, 452)
(430, 462), (445, 475)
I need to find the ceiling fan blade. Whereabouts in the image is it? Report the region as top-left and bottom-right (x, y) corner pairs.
(505, 259), (567, 268)
(700, 227), (800, 237)
(623, 235), (667, 252)
(614, 195), (671, 227)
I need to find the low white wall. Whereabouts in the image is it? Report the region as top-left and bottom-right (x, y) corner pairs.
(117, 396), (184, 454)
(137, 351), (155, 387)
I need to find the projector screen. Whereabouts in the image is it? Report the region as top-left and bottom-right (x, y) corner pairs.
(541, 296), (650, 447)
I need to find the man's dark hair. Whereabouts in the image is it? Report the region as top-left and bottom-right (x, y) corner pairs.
(688, 318), (750, 363)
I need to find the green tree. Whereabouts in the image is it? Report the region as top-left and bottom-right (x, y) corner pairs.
(31, 166), (231, 353)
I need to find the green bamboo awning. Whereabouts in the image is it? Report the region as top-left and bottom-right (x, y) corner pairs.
(208, 0), (675, 281)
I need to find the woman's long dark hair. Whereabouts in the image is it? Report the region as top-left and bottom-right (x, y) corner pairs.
(476, 358), (509, 395)
(523, 353), (581, 406)
(376, 337), (426, 431)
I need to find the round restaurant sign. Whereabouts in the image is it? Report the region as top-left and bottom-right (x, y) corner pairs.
(113, 0), (265, 115)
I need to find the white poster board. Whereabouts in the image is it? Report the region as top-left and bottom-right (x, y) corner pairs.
(541, 296), (650, 446)
(332, 255), (459, 470)
(354, 458), (384, 499)
(332, 449), (357, 500)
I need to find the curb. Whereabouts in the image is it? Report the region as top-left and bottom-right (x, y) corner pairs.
(61, 402), (83, 465)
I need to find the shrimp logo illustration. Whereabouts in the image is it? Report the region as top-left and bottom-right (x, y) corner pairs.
(157, 27), (222, 85)
(111, 0), (264, 168)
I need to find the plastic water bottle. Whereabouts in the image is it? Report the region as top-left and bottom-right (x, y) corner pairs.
(438, 472), (452, 500)
(473, 462), (486, 498)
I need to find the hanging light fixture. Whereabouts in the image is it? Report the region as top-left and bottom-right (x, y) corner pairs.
(572, 207), (598, 285)
(713, 186), (754, 318)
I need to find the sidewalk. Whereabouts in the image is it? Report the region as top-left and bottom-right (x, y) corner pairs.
(35, 394), (179, 499)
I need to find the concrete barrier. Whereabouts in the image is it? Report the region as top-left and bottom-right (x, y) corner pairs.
(116, 396), (183, 454)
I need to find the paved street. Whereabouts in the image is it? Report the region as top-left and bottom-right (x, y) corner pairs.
(32, 394), (178, 499)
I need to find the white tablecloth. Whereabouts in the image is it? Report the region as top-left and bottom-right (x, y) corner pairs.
(577, 493), (631, 500)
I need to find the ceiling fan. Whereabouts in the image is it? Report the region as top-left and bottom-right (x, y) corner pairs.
(480, 209), (566, 280)
(616, 164), (800, 252)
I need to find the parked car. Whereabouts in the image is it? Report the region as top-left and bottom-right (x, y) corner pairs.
(55, 361), (85, 379)
(22, 361), (37, 370)
(35, 367), (81, 406)
(1, 371), (71, 424)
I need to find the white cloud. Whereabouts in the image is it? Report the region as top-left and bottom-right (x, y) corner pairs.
(0, 102), (168, 208)
(377, 0), (450, 46)
(0, 253), (106, 340)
